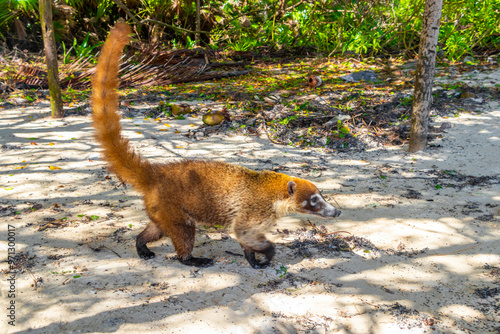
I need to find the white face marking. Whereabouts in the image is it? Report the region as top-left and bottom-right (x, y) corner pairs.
(310, 194), (319, 206)
(302, 200), (308, 207)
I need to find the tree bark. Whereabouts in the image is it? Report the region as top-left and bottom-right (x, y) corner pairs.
(39, 0), (64, 118)
(195, 0), (201, 45)
(409, 0), (443, 152)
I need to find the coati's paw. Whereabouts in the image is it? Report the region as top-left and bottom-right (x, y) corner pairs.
(137, 248), (156, 260)
(245, 252), (271, 269)
(179, 256), (214, 268)
(243, 244), (275, 269)
(139, 251), (156, 260)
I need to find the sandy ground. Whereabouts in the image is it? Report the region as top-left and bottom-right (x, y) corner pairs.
(1, 69), (499, 333)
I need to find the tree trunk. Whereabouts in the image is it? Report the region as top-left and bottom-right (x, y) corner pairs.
(195, 0), (201, 45)
(39, 0), (64, 118)
(409, 0), (443, 152)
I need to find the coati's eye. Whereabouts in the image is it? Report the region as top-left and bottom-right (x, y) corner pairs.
(310, 195), (318, 205)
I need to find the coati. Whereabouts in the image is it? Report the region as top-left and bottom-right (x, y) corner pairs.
(91, 22), (341, 268)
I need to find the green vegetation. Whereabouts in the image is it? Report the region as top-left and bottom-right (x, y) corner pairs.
(1, 0), (499, 61)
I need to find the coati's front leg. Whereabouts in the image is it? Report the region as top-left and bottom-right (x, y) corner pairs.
(242, 243), (275, 269)
(234, 221), (275, 268)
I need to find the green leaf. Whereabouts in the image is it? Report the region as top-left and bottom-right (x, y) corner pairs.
(276, 266), (287, 278)
(89, 215), (99, 220)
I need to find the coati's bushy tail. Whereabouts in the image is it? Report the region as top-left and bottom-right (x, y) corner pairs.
(91, 22), (154, 193)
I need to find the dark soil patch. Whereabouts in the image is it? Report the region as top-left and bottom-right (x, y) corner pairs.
(475, 286), (500, 298)
(377, 303), (437, 330)
(277, 224), (380, 259)
(1, 252), (37, 274)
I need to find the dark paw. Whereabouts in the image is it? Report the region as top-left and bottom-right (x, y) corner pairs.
(137, 247), (155, 260)
(179, 256), (214, 268)
(243, 244), (275, 269)
(138, 250), (156, 260)
(248, 255), (271, 269)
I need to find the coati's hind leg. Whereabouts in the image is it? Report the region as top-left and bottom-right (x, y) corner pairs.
(167, 220), (214, 268)
(136, 222), (164, 259)
(234, 222), (275, 269)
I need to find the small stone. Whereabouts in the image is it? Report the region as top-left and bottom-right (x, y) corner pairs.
(8, 97), (29, 105)
(463, 56), (475, 63)
(487, 56), (498, 64)
(439, 122), (453, 130)
(245, 117), (257, 126)
(341, 70), (378, 82)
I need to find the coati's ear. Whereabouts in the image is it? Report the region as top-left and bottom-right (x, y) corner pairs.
(287, 181), (296, 196)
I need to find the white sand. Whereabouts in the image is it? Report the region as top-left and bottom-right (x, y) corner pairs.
(1, 69), (499, 333)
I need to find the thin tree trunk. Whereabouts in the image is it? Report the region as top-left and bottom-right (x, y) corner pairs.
(195, 0), (201, 45)
(409, 0), (443, 152)
(39, 0), (64, 118)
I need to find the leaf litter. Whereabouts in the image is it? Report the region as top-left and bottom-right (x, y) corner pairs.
(3, 56), (498, 152)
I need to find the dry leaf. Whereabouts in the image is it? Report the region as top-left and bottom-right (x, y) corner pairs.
(49, 166), (62, 170)
(14, 164), (29, 170)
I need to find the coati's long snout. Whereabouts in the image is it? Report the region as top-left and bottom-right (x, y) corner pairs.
(288, 180), (341, 218)
(310, 194), (341, 218)
(92, 22), (342, 269)
(309, 194), (341, 218)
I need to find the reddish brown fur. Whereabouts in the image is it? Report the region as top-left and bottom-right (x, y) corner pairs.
(92, 23), (339, 268)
